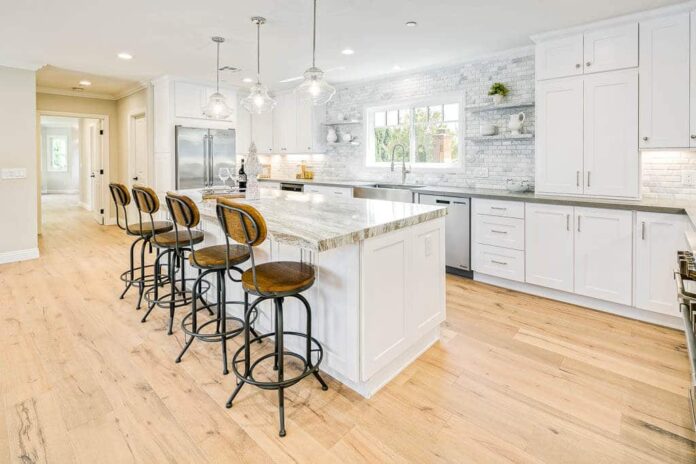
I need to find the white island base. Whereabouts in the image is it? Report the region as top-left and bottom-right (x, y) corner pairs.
(196, 213), (446, 398)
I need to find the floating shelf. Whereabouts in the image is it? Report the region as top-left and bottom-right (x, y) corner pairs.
(466, 133), (534, 142)
(328, 141), (361, 146)
(468, 102), (535, 113)
(323, 120), (363, 125)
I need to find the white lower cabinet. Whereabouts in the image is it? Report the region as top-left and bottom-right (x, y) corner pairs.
(473, 244), (525, 282)
(525, 203), (574, 292)
(574, 207), (633, 305)
(304, 185), (353, 197)
(634, 212), (690, 316)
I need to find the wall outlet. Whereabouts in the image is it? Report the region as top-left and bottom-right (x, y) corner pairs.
(682, 171), (696, 186)
(473, 167), (489, 178)
(1, 168), (26, 179)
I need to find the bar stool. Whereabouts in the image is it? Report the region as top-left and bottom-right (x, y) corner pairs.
(218, 198), (328, 437)
(108, 182), (172, 309)
(132, 185), (209, 335)
(166, 192), (257, 374)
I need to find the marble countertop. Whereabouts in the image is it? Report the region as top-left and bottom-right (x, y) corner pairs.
(179, 189), (446, 252)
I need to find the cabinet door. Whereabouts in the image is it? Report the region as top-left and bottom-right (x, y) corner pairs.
(204, 87), (236, 122)
(574, 207), (632, 305)
(273, 93), (297, 153)
(296, 98), (315, 153)
(639, 12), (690, 149)
(635, 212), (689, 316)
(525, 203), (574, 292)
(535, 77), (584, 195)
(583, 23), (638, 74)
(251, 111), (274, 153)
(236, 104), (251, 155)
(690, 11), (696, 147)
(583, 69), (638, 198)
(174, 82), (206, 119)
(535, 35), (584, 80)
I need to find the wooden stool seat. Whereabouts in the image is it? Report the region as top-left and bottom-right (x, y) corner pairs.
(242, 261), (315, 296)
(127, 220), (173, 236)
(154, 230), (205, 248)
(189, 244), (250, 269)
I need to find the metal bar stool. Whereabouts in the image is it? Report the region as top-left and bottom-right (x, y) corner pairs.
(218, 198), (328, 437)
(166, 192), (259, 374)
(108, 183), (172, 309)
(132, 185), (210, 335)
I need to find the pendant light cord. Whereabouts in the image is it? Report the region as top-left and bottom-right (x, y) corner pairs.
(312, 0), (317, 67)
(216, 40), (220, 92)
(257, 22), (261, 83)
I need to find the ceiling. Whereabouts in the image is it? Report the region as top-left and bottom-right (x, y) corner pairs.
(1, 0), (686, 92)
(37, 65), (139, 98)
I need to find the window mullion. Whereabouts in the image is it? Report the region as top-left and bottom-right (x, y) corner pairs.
(409, 107), (416, 164)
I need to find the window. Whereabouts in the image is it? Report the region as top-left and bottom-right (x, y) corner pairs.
(367, 96), (462, 167)
(48, 136), (68, 172)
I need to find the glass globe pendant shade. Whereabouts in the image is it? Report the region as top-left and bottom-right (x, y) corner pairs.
(203, 91), (233, 119)
(295, 66), (335, 105)
(241, 83), (277, 114)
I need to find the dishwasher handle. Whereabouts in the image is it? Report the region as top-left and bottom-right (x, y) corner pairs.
(435, 199), (451, 205)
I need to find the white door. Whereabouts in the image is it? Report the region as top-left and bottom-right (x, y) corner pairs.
(535, 76), (584, 195)
(582, 23), (638, 74)
(634, 212), (690, 316)
(131, 115), (147, 187)
(583, 69), (639, 198)
(535, 35), (584, 80)
(574, 207), (632, 305)
(690, 11), (696, 147)
(639, 12), (690, 149)
(273, 93), (297, 153)
(251, 111), (274, 153)
(88, 121), (104, 224)
(525, 203), (574, 292)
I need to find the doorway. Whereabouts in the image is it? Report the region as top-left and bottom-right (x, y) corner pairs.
(39, 113), (108, 228)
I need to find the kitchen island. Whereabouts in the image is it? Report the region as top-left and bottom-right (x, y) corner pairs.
(178, 188), (447, 398)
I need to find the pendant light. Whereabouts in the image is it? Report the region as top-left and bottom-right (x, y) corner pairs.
(241, 17), (276, 114)
(295, 0), (335, 105)
(202, 36), (233, 119)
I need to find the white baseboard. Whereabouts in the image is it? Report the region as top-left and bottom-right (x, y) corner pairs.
(79, 201), (90, 211)
(44, 189), (79, 194)
(0, 248), (40, 265)
(474, 273), (683, 330)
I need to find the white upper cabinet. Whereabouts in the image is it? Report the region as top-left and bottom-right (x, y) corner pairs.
(536, 35), (584, 80)
(252, 111), (274, 154)
(236, 106), (251, 155)
(634, 212), (690, 316)
(583, 23), (638, 74)
(273, 93), (297, 153)
(535, 23), (637, 80)
(525, 203), (574, 292)
(690, 11), (696, 147)
(574, 207), (633, 305)
(639, 12), (690, 149)
(174, 82), (236, 122)
(583, 69), (639, 198)
(535, 76), (584, 195)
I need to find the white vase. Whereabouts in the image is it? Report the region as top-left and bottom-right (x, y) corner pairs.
(341, 132), (353, 143)
(492, 94), (504, 105)
(326, 127), (338, 143)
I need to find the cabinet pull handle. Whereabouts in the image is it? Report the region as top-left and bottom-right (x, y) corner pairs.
(566, 214), (570, 231)
(642, 136), (649, 142)
(587, 171), (591, 188)
(491, 260), (508, 266)
(691, 135), (696, 140)
(576, 171), (580, 187)
(491, 206), (507, 211)
(577, 215), (581, 232)
(575, 63), (581, 69)
(435, 200), (451, 205)
(586, 61), (592, 67)
(491, 229), (508, 234)
(641, 221), (646, 240)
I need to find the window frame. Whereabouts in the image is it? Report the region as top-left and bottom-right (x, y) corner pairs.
(365, 93), (465, 170)
(47, 135), (69, 173)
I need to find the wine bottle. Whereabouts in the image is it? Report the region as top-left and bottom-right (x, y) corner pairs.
(238, 158), (247, 190)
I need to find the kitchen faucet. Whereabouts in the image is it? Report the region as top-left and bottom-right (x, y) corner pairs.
(390, 144), (411, 184)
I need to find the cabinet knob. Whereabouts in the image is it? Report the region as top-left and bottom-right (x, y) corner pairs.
(691, 135), (696, 140)
(575, 63), (581, 69)
(585, 61), (591, 67)
(642, 136), (649, 142)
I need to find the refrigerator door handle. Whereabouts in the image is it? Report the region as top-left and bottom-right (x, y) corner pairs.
(209, 134), (215, 186)
(203, 134), (209, 187)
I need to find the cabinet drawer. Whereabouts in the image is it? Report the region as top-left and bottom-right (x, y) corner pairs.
(475, 215), (524, 250)
(305, 185), (353, 197)
(474, 244), (525, 282)
(473, 199), (524, 219)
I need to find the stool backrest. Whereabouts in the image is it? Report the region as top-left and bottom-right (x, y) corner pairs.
(165, 192), (202, 257)
(131, 184), (163, 240)
(109, 182), (131, 231)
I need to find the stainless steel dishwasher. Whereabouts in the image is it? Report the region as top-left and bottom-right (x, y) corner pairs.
(419, 194), (471, 275)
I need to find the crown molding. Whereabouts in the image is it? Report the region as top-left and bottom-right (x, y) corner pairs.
(113, 81), (148, 100)
(0, 60), (44, 72)
(36, 86), (116, 101)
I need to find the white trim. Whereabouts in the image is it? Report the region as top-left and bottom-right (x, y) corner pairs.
(79, 201), (90, 211)
(531, 0), (696, 43)
(474, 273), (683, 330)
(0, 61), (44, 71)
(114, 82), (148, 100)
(37, 86), (116, 101)
(0, 248), (40, 265)
(43, 189), (79, 194)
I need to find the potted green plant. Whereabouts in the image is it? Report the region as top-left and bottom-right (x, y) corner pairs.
(488, 82), (509, 105)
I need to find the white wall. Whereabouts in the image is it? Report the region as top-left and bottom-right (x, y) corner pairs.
(0, 66), (38, 262)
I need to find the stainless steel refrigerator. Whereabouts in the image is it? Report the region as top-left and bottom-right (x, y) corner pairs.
(175, 126), (236, 189)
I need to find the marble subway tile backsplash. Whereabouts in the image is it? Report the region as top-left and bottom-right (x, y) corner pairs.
(641, 151), (696, 200)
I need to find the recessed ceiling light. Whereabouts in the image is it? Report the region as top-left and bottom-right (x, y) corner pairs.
(117, 52), (133, 60)
(405, 21), (417, 27)
(341, 48), (355, 55)
(393, 65), (402, 71)
(242, 77), (254, 83)
(79, 80), (92, 86)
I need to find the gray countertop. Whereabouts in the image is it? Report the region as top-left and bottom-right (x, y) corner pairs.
(178, 188), (446, 252)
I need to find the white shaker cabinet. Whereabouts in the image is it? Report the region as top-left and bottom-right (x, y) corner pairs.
(535, 76), (584, 195)
(252, 111), (274, 154)
(536, 35), (584, 80)
(639, 12), (690, 149)
(525, 203), (574, 292)
(583, 23), (638, 75)
(236, 106), (251, 155)
(583, 69), (638, 198)
(574, 207), (632, 305)
(273, 93), (297, 153)
(634, 212), (690, 316)
(690, 11), (696, 147)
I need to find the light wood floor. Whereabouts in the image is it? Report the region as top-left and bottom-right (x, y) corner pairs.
(1, 194), (695, 463)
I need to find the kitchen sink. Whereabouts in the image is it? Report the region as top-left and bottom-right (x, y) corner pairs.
(352, 184), (417, 203)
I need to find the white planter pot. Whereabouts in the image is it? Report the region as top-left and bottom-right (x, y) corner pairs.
(492, 94), (504, 105)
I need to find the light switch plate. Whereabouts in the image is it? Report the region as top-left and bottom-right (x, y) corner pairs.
(1, 168), (27, 179)
(682, 171), (696, 187)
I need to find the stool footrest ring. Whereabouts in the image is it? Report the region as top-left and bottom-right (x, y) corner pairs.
(144, 278), (211, 308)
